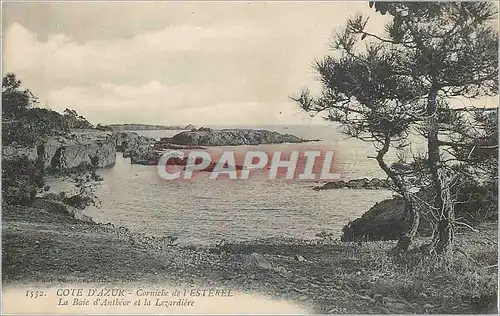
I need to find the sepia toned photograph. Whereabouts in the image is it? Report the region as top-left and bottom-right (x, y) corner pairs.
(1, 1), (498, 314)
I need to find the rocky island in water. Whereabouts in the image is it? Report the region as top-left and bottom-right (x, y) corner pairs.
(124, 127), (318, 166)
(165, 127), (314, 146)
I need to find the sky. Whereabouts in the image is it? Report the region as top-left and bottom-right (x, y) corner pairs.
(3, 2), (498, 126)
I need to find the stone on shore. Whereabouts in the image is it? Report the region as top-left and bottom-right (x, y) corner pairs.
(295, 255), (306, 262)
(243, 252), (273, 270)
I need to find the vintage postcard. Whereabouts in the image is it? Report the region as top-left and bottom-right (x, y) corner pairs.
(2, 1), (498, 314)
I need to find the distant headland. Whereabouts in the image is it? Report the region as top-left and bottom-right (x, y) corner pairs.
(107, 123), (196, 131)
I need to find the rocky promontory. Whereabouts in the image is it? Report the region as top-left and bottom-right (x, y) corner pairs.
(165, 127), (309, 146)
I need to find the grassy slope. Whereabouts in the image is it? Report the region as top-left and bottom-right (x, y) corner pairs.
(2, 199), (498, 314)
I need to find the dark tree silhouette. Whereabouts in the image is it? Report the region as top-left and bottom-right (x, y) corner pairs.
(2, 73), (30, 119)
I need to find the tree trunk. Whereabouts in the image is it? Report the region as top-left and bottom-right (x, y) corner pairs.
(432, 218), (454, 254)
(427, 88), (443, 208)
(376, 134), (419, 253)
(425, 88), (454, 255)
(393, 193), (420, 253)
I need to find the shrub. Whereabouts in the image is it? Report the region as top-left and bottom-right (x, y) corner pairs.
(64, 194), (94, 210)
(455, 181), (498, 224)
(2, 156), (45, 205)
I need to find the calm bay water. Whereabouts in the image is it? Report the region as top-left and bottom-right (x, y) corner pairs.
(52, 125), (400, 245)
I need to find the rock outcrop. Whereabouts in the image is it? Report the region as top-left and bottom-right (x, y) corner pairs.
(130, 150), (161, 165)
(121, 129), (308, 165)
(154, 138), (206, 151)
(167, 128), (306, 146)
(313, 178), (391, 191)
(341, 196), (431, 242)
(243, 252), (287, 274)
(113, 132), (156, 158)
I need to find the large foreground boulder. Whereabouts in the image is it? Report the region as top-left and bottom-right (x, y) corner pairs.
(341, 196), (431, 242)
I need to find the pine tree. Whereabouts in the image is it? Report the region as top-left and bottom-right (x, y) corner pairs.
(294, 2), (498, 255)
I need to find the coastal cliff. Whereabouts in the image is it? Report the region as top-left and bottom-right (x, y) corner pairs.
(2, 131), (117, 171)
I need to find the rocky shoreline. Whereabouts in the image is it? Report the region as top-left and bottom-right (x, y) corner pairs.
(0, 126), (319, 180)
